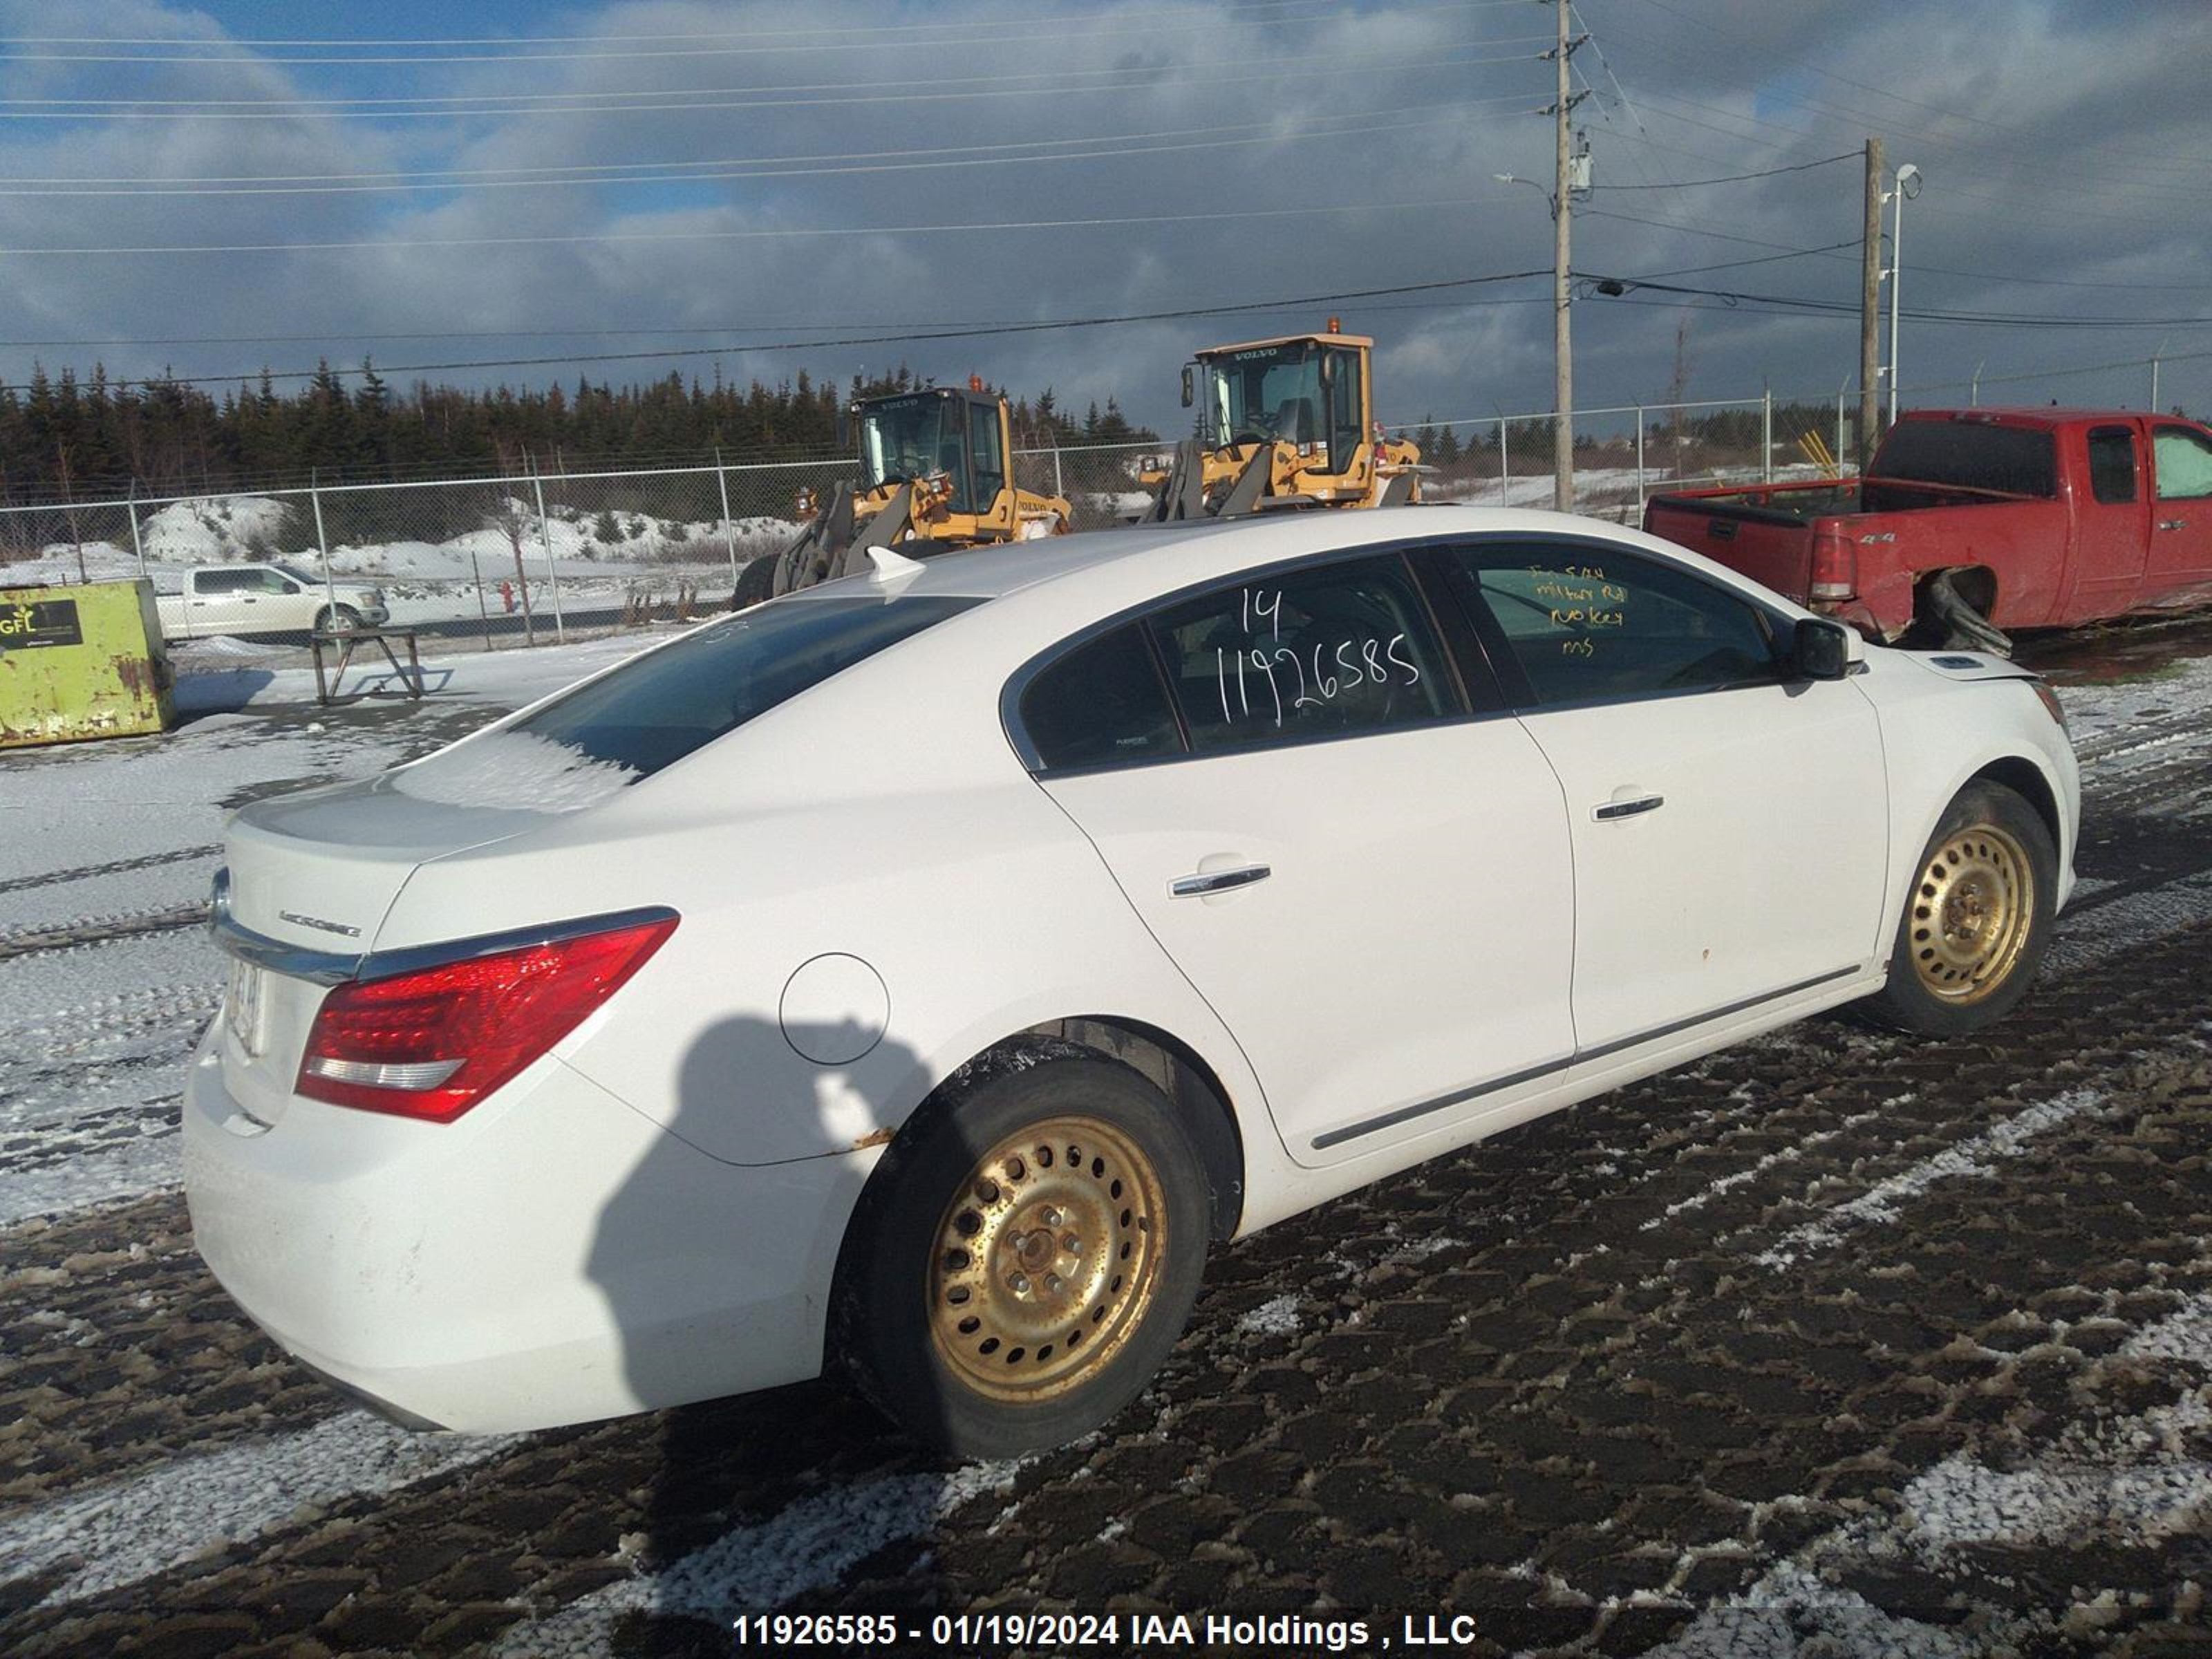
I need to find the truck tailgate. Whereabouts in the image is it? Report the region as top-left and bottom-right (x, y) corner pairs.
(1643, 499), (1815, 601)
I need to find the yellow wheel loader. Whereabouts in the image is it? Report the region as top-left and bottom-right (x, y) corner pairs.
(741, 379), (1073, 604)
(1138, 321), (1426, 521)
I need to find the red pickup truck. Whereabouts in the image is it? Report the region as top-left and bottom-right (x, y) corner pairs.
(1643, 408), (2212, 651)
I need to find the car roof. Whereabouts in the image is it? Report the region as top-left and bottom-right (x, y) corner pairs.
(779, 505), (1785, 615)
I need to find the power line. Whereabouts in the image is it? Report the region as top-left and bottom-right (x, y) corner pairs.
(0, 0), (1533, 48)
(0, 46), (1544, 122)
(0, 104), (1504, 196)
(0, 1), (1521, 66)
(0, 268), (1559, 392)
(1594, 151), (1857, 189)
(0, 191), (1546, 257)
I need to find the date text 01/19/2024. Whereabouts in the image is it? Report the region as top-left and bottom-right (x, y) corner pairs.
(730, 1611), (1397, 1649)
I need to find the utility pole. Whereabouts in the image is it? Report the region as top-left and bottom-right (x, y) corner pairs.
(1859, 136), (1884, 470)
(1545, 0), (1587, 512)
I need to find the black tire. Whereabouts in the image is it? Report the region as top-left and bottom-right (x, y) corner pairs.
(315, 603), (363, 634)
(1858, 780), (2055, 1037)
(832, 1044), (1210, 1459)
(730, 554), (777, 611)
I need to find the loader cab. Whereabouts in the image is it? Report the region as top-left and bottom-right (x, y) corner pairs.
(1186, 330), (1373, 478)
(854, 386), (1010, 519)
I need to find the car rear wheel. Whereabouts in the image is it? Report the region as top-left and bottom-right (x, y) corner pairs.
(1859, 780), (2054, 1036)
(832, 1044), (1209, 1458)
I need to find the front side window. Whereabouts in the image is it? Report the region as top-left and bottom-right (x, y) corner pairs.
(2086, 427), (2137, 504)
(506, 594), (979, 778)
(1149, 554), (1459, 753)
(1328, 346), (1364, 468)
(1019, 626), (1181, 772)
(2153, 426), (2212, 500)
(968, 401), (1004, 512)
(1456, 546), (1781, 707)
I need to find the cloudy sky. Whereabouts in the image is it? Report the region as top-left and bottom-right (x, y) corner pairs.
(0, 0), (2207, 440)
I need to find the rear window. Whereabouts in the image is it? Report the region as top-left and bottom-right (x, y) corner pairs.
(506, 594), (979, 778)
(1875, 421), (2056, 498)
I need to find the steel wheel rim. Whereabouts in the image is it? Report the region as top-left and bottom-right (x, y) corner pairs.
(928, 1114), (1166, 1403)
(1909, 821), (2034, 1004)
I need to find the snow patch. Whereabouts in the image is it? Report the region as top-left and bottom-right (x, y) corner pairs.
(0, 1409), (521, 1610)
(1236, 1294), (1302, 1337)
(494, 1460), (1026, 1654)
(1752, 1088), (2110, 1268)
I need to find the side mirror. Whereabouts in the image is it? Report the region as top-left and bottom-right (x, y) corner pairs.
(1180, 365), (1195, 409)
(1792, 616), (1853, 681)
(1318, 351), (1337, 392)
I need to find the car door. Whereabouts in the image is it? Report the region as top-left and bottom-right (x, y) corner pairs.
(1015, 549), (1577, 1167)
(2146, 424), (2212, 605)
(2062, 424), (2150, 621)
(185, 568), (252, 635)
(1445, 540), (1889, 1058)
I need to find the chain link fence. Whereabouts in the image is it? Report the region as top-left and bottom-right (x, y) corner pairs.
(0, 393), (1866, 655)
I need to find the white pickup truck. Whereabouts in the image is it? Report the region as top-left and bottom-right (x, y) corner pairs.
(154, 564), (388, 641)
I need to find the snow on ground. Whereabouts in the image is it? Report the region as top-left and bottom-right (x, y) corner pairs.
(1645, 1290), (2212, 1658)
(1750, 1087), (2115, 1269)
(493, 1459), (1029, 1657)
(0, 1407), (520, 1610)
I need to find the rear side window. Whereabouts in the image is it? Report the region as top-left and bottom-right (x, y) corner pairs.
(1875, 421), (2056, 497)
(2153, 426), (2212, 500)
(195, 570), (252, 594)
(1149, 553), (1460, 753)
(509, 594), (978, 778)
(1020, 626), (1181, 771)
(1456, 546), (1781, 707)
(2086, 427), (2137, 504)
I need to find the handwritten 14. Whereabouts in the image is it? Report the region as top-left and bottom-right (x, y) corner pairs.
(1217, 587), (1422, 729)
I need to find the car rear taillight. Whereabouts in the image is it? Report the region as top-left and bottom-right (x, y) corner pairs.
(297, 914), (677, 1122)
(1808, 526), (1857, 603)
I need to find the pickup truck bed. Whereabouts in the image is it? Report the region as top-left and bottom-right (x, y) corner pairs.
(1644, 409), (2212, 647)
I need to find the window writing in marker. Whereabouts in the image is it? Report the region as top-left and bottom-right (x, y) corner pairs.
(1212, 588), (1422, 730)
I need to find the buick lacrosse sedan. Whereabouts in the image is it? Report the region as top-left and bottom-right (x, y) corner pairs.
(186, 507), (2079, 1456)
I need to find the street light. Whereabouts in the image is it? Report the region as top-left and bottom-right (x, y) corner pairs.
(1885, 162), (1922, 426)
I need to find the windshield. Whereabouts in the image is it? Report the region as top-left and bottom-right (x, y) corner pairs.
(1203, 343), (1323, 447)
(274, 563), (322, 587)
(500, 594), (981, 780)
(860, 395), (952, 489)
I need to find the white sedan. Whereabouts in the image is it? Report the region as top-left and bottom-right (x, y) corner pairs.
(185, 507), (2079, 1456)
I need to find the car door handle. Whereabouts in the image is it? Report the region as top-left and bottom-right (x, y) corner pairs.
(1593, 793), (1665, 822)
(1170, 864), (1271, 897)
(2159, 518), (2188, 532)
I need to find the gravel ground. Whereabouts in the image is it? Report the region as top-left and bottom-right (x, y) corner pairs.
(2, 637), (2211, 1658)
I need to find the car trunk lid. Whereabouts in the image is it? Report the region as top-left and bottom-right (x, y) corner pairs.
(214, 751), (609, 1127)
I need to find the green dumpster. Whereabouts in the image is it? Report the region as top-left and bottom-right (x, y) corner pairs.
(0, 578), (175, 749)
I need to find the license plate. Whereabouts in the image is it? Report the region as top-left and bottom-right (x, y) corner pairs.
(225, 960), (268, 1058)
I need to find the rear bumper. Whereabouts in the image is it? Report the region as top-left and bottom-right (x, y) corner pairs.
(182, 1024), (873, 1432)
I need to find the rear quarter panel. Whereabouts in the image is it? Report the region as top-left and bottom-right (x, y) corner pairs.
(363, 607), (1273, 1174)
